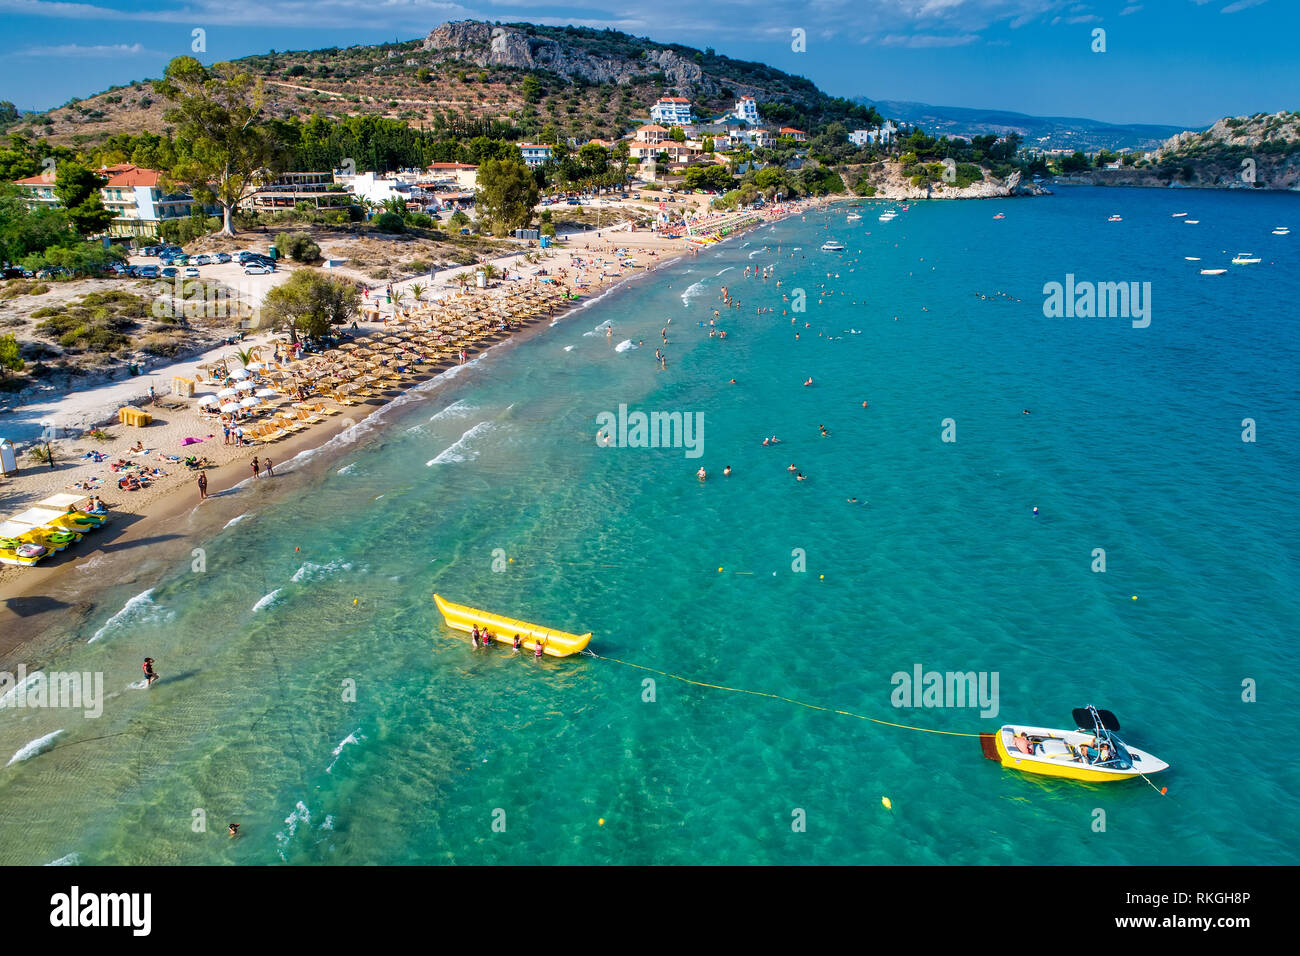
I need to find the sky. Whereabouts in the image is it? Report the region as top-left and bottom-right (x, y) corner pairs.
(0, 0), (1294, 128)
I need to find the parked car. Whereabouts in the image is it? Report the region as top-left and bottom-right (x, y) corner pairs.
(171, 254), (190, 266)
(243, 263), (274, 275)
(215, 252), (232, 264)
(244, 255), (275, 268)
(161, 267), (178, 278)
(566, 198), (580, 205)
(2, 267), (27, 279)
(184, 267), (200, 278)
(139, 266), (160, 279)
(193, 254), (213, 266)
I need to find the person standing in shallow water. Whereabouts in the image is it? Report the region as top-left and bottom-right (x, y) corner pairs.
(251, 457), (260, 479)
(197, 471), (208, 500)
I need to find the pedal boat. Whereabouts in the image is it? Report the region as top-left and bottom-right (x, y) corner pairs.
(433, 593), (592, 657)
(983, 706), (1168, 782)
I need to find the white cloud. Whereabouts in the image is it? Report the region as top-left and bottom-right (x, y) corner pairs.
(1220, 0), (1265, 12)
(1120, 3), (1142, 14)
(17, 42), (161, 57)
(878, 32), (981, 47)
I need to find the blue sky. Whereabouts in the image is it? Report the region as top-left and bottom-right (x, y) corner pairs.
(0, 0), (1293, 128)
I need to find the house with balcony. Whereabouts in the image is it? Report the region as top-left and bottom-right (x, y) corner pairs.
(519, 144), (554, 167)
(650, 97), (694, 126)
(733, 96), (760, 125)
(850, 121), (899, 147)
(634, 124), (670, 146)
(13, 163), (199, 238)
(425, 162), (479, 190)
(778, 127), (807, 143)
(244, 171), (353, 210)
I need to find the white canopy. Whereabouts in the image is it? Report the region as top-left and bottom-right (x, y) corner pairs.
(239, 396), (261, 407)
(197, 394), (220, 406)
(246, 362), (265, 371)
(220, 402), (241, 414)
(37, 493), (88, 509)
(254, 388), (281, 399)
(235, 380), (255, 391)
(0, 520), (36, 538)
(6, 507), (69, 529)
(230, 368), (250, 379)
(217, 387), (238, 398)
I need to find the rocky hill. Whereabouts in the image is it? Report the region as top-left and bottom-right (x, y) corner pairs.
(14, 21), (868, 150)
(1079, 110), (1300, 190)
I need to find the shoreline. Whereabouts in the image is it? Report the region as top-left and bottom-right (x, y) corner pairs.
(0, 200), (814, 665)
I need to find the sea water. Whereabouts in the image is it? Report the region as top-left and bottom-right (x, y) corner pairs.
(1, 187), (1297, 865)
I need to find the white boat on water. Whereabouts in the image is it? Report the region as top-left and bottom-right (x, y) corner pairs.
(981, 706), (1169, 784)
(1171, 212), (1188, 217)
(1273, 227), (1290, 235)
(1231, 253), (1261, 264)
(878, 212), (896, 223)
(1201, 268), (1227, 275)
(1185, 219), (1200, 224)
(1107, 214), (1123, 222)
(846, 212), (862, 222)
(1185, 256), (1201, 261)
(821, 240), (845, 252)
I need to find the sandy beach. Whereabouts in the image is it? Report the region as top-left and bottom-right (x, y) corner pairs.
(0, 199), (820, 659)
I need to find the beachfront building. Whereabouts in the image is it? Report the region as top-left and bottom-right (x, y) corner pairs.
(734, 96), (760, 125)
(12, 163), (199, 238)
(519, 144), (555, 167)
(650, 96), (694, 126)
(425, 162), (479, 191)
(245, 171), (353, 210)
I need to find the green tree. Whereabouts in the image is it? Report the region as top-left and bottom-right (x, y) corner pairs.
(668, 126), (686, 143)
(260, 269), (359, 343)
(54, 162), (113, 236)
(448, 209), (469, 229)
(0, 185), (76, 263)
(521, 76), (542, 103)
(374, 211), (405, 233)
(155, 57), (282, 236)
(474, 158), (539, 234)
(0, 332), (23, 377)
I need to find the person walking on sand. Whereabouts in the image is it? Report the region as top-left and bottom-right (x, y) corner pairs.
(46, 441), (54, 470)
(197, 471), (208, 500)
(251, 456), (260, 479)
(264, 459), (273, 477)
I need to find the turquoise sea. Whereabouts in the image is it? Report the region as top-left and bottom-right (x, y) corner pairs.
(1, 186), (1297, 865)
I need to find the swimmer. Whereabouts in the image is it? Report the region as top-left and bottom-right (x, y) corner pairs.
(819, 425), (830, 437)
(847, 497), (858, 503)
(723, 466), (732, 476)
(1022, 409), (1031, 415)
(787, 464), (797, 473)
(803, 378), (813, 387)
(795, 472), (806, 482)
(697, 466), (707, 481)
(729, 378), (736, 384)
(862, 401), (869, 408)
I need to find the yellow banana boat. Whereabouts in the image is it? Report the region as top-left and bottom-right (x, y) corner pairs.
(433, 593), (591, 657)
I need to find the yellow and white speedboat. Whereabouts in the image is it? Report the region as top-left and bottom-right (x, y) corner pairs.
(982, 706), (1168, 783)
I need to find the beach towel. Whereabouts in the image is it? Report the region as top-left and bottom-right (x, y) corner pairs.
(181, 437), (202, 445)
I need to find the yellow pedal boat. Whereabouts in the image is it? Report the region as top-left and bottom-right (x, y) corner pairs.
(433, 593), (592, 657)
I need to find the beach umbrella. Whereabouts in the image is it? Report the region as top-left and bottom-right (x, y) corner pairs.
(235, 380), (255, 391)
(255, 388), (281, 399)
(247, 362), (265, 371)
(197, 394), (220, 407)
(218, 386), (239, 398)
(239, 396), (261, 408)
(230, 368), (250, 380)
(220, 402), (241, 414)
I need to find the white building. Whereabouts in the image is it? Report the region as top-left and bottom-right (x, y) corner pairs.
(13, 163), (197, 238)
(650, 97), (694, 126)
(851, 121), (899, 147)
(519, 144), (554, 167)
(734, 96), (759, 125)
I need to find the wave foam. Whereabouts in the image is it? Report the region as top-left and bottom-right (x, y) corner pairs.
(7, 729), (64, 766)
(427, 421), (495, 466)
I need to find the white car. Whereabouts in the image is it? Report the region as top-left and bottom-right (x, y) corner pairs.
(243, 263), (274, 275)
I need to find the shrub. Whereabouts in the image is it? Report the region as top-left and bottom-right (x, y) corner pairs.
(281, 231), (322, 263)
(407, 212), (434, 229)
(374, 212), (405, 234)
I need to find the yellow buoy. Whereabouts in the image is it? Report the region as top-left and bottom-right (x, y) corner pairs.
(353, 598), (358, 606)
(508, 557), (514, 563)
(1132, 595), (1138, 601)
(718, 567), (723, 573)
(819, 574), (824, 580)
(881, 796), (892, 810)
(598, 818), (605, 826)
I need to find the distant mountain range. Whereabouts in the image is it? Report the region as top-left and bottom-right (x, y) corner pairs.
(859, 98), (1203, 152)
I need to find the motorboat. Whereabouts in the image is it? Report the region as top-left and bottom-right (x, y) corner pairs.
(1107, 214), (1123, 222)
(821, 240), (845, 251)
(846, 212), (862, 222)
(1272, 227), (1290, 235)
(981, 705), (1168, 783)
(1171, 212), (1188, 217)
(1184, 256), (1201, 261)
(1231, 253), (1261, 264)
(993, 213), (1005, 219)
(1200, 268), (1227, 275)
(1184, 219), (1200, 224)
